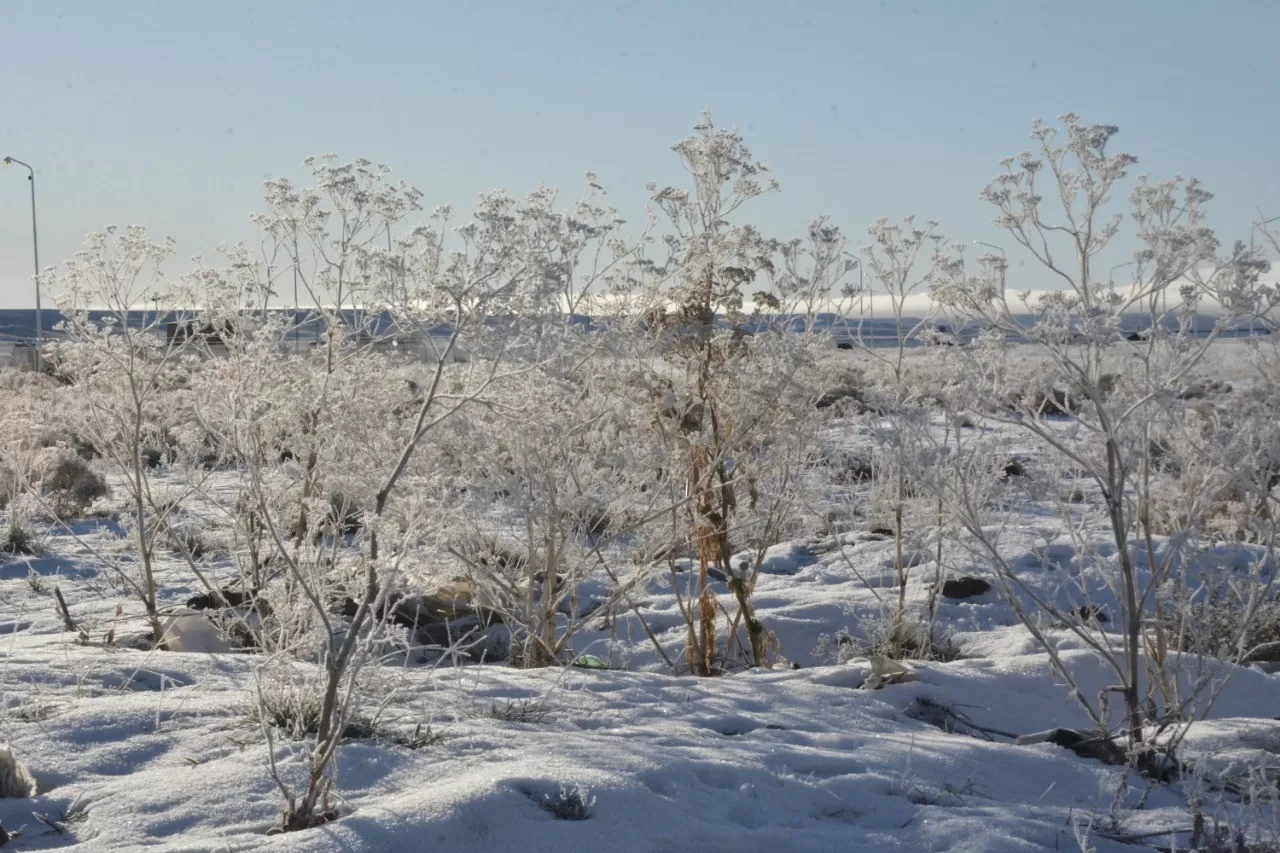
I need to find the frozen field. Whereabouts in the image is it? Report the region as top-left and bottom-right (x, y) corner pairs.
(1, 348), (1279, 852)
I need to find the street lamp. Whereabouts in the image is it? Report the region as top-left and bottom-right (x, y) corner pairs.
(3, 156), (42, 371)
(1108, 261), (1134, 293)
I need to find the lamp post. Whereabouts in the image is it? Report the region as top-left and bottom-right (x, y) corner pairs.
(856, 256), (870, 320)
(1108, 261), (1134, 294)
(3, 156), (42, 371)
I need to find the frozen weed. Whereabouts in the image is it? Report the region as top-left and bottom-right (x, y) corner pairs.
(245, 680), (382, 742)
(527, 783), (594, 820)
(1, 520), (37, 558)
(483, 698), (551, 724)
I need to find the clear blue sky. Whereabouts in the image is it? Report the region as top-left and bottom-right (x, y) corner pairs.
(1, 0), (1276, 308)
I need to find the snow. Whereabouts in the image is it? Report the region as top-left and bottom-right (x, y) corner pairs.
(2, 621), (1276, 851)
(3, 509), (1279, 851)
(1, 342), (1279, 851)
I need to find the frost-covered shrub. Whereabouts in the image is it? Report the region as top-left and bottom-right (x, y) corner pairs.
(623, 115), (834, 675)
(924, 115), (1280, 754)
(0, 518), (37, 557)
(41, 454), (108, 517)
(36, 430), (98, 461)
(1171, 592), (1280, 664)
(814, 366), (871, 413)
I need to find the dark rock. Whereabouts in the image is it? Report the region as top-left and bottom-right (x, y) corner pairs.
(186, 586), (259, 611)
(1177, 379), (1232, 400)
(1076, 605), (1109, 624)
(338, 590), (505, 661)
(386, 593), (472, 630)
(1015, 728), (1126, 765)
(815, 387), (866, 411)
(832, 454), (875, 484)
(941, 576), (991, 600)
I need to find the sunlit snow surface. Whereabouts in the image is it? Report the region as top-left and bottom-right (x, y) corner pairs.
(1, 340), (1279, 851)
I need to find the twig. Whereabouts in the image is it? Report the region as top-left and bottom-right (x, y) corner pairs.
(52, 586), (86, 641)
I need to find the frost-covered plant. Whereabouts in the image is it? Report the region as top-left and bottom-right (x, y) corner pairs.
(931, 114), (1280, 756)
(841, 217), (959, 654)
(450, 348), (673, 668)
(629, 112), (825, 674)
(45, 227), (203, 641)
(0, 492), (46, 562)
(189, 153), (583, 831)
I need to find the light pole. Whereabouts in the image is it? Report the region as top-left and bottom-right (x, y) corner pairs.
(1108, 261), (1134, 293)
(3, 156), (42, 371)
(859, 259), (865, 318)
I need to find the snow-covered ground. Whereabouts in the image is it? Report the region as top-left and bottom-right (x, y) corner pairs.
(1, 340), (1279, 851)
(4, 631), (1279, 853)
(3, 524), (1279, 850)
